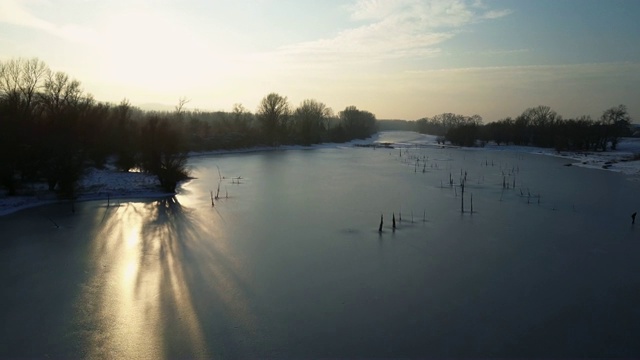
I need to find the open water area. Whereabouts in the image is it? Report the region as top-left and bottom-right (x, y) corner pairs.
(2, 132), (640, 358)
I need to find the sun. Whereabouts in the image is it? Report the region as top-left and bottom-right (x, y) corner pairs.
(99, 10), (209, 92)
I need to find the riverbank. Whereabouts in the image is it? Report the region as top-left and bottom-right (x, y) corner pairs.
(0, 167), (168, 217)
(2, 132), (640, 216)
(0, 137), (378, 216)
(486, 138), (640, 175)
(381, 131), (640, 175)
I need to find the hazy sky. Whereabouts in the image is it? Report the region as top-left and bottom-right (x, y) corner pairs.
(1, 0), (638, 121)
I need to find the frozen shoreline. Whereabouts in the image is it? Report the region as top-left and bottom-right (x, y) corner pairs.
(0, 138), (376, 217)
(380, 132), (640, 175)
(0, 167), (171, 217)
(2, 132), (640, 216)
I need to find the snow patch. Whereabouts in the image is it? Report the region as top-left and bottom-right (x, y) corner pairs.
(373, 131), (640, 176)
(0, 168), (169, 217)
(2, 132), (640, 216)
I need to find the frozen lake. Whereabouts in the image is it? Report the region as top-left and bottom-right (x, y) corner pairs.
(2, 131), (640, 357)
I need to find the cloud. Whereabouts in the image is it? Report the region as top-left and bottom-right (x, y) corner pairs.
(347, 0), (406, 20)
(273, 0), (511, 65)
(347, 0), (477, 27)
(471, 48), (531, 56)
(0, 0), (51, 30)
(277, 20), (451, 62)
(0, 0), (97, 44)
(482, 9), (512, 19)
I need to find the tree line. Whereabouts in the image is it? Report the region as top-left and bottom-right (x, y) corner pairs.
(410, 105), (632, 150)
(478, 105), (632, 151)
(0, 58), (378, 197)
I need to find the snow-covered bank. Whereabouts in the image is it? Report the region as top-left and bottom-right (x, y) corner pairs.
(0, 166), (169, 217)
(371, 131), (640, 176)
(0, 138), (379, 217)
(545, 138), (640, 174)
(481, 138), (640, 175)
(2, 132), (640, 216)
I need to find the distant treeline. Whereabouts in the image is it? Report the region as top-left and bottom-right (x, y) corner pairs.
(0, 58), (378, 197)
(377, 119), (418, 132)
(381, 105), (633, 151)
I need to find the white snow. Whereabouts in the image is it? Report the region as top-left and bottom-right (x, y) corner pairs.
(0, 139), (376, 217)
(370, 132), (640, 175)
(0, 166), (166, 217)
(2, 132), (640, 216)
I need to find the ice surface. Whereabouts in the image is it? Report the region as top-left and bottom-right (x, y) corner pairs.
(2, 132), (640, 216)
(370, 131), (640, 175)
(2, 131), (640, 357)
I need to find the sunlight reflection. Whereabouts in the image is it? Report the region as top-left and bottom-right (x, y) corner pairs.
(125, 227), (138, 248)
(77, 197), (252, 358)
(123, 260), (137, 284)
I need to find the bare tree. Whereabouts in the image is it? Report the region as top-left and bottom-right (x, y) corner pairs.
(521, 105), (561, 147)
(339, 105), (377, 140)
(257, 93), (290, 146)
(469, 114), (483, 126)
(175, 96), (190, 118)
(40, 71), (83, 118)
(0, 57), (49, 117)
(35, 71), (88, 195)
(293, 99), (332, 145)
(232, 103), (247, 120)
(138, 115), (189, 192)
(112, 99), (139, 171)
(600, 104), (631, 150)
(232, 103), (253, 131)
(0, 58), (50, 194)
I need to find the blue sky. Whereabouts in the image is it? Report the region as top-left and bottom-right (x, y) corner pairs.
(1, 0), (638, 121)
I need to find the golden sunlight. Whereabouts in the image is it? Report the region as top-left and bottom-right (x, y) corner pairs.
(98, 10), (246, 96)
(75, 198), (253, 358)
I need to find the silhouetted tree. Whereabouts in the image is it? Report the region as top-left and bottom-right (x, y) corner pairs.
(339, 106), (377, 139)
(293, 99), (332, 145)
(257, 93), (291, 146)
(225, 103), (256, 148)
(600, 104), (631, 150)
(0, 58), (50, 194)
(522, 105), (561, 148)
(2, 57), (635, 199)
(478, 105), (633, 152)
(416, 113), (481, 138)
(112, 99), (139, 171)
(447, 123), (479, 146)
(0, 58), (49, 119)
(138, 115), (189, 192)
(33, 70), (93, 197)
(175, 97), (190, 118)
